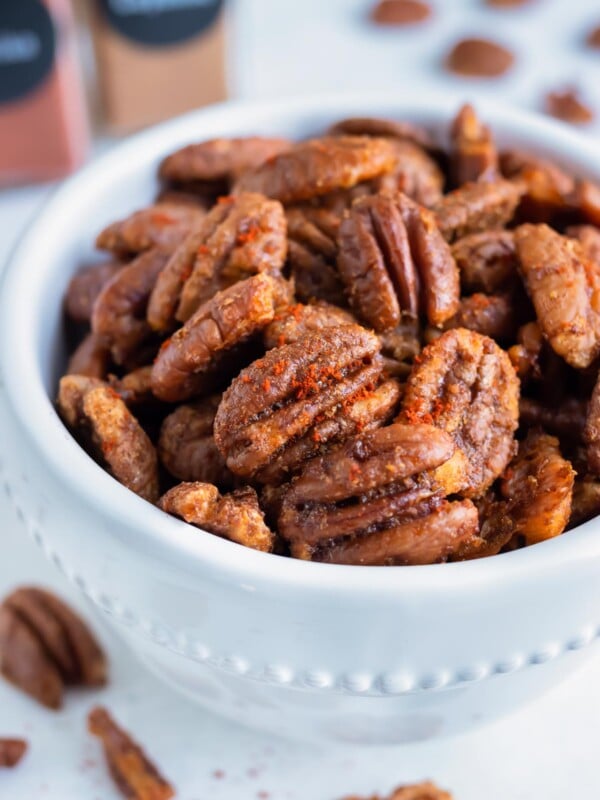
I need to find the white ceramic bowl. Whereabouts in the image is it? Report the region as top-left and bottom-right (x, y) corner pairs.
(1, 93), (600, 746)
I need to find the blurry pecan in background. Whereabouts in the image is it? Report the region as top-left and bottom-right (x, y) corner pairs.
(370, 0), (432, 26)
(0, 739), (28, 768)
(545, 88), (594, 126)
(445, 38), (514, 78)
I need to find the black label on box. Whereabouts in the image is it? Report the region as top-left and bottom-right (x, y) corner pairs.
(98, 0), (223, 48)
(0, 0), (56, 105)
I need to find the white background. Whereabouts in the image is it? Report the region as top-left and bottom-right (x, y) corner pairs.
(2, 0), (600, 797)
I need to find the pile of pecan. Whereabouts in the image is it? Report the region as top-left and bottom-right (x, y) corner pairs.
(58, 103), (600, 565)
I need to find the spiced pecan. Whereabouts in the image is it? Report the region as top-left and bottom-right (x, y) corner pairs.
(214, 325), (385, 481)
(369, 140), (444, 207)
(279, 423), (479, 562)
(92, 248), (170, 366)
(328, 116), (434, 149)
(399, 328), (519, 497)
(159, 136), (291, 185)
(442, 292), (517, 341)
(369, 0), (432, 26)
(233, 136), (398, 204)
(519, 396), (587, 441)
(501, 430), (575, 544)
(467, 491), (516, 558)
(570, 179), (600, 227)
(500, 150), (574, 223)
(110, 366), (155, 406)
(65, 260), (123, 323)
(263, 301), (357, 349)
(569, 476), (600, 527)
(158, 396), (232, 486)
(96, 203), (203, 256)
(566, 224), (600, 267)
(450, 103), (498, 186)
(0, 739), (27, 768)
(66, 333), (111, 379)
(57, 377), (159, 502)
(285, 205), (346, 305)
(514, 223), (600, 368)
(507, 321), (543, 381)
(147, 192), (287, 329)
(445, 37), (514, 78)
(545, 88), (594, 126)
(88, 706), (174, 800)
(151, 273), (278, 403)
(433, 179), (523, 242)
(337, 192), (459, 331)
(584, 370), (600, 474)
(379, 316), (422, 377)
(451, 229), (517, 293)
(0, 587), (107, 709)
(159, 483), (274, 552)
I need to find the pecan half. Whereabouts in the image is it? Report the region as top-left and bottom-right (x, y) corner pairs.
(151, 273), (278, 403)
(451, 229), (517, 293)
(88, 706), (174, 800)
(159, 483), (274, 552)
(96, 203), (203, 256)
(285, 206), (346, 305)
(337, 192), (459, 331)
(65, 260), (123, 323)
(0, 587), (107, 709)
(159, 136), (291, 185)
(514, 223), (600, 368)
(147, 192), (287, 329)
(0, 739), (27, 768)
(66, 333), (111, 379)
(399, 328), (520, 497)
(263, 301), (357, 349)
(279, 423), (479, 563)
(92, 248), (170, 366)
(501, 430), (575, 544)
(450, 103), (498, 186)
(158, 396), (233, 487)
(57, 377), (159, 502)
(433, 179), (523, 242)
(233, 136), (397, 204)
(328, 116), (434, 149)
(214, 325), (384, 481)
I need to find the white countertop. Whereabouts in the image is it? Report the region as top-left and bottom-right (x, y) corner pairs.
(2, 0), (600, 796)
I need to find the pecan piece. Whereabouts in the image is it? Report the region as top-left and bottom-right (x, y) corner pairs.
(374, 139), (444, 207)
(88, 706), (174, 800)
(285, 206), (346, 305)
(501, 430), (575, 544)
(233, 136), (397, 204)
(158, 396), (232, 487)
(159, 136), (291, 185)
(214, 325), (384, 481)
(433, 179), (523, 243)
(263, 301), (357, 349)
(337, 192), (459, 331)
(66, 333), (111, 379)
(151, 273), (278, 403)
(65, 260), (123, 323)
(92, 248), (170, 366)
(328, 116), (434, 149)
(451, 230), (517, 293)
(450, 103), (498, 186)
(279, 423), (479, 563)
(57, 377), (159, 502)
(159, 483), (274, 552)
(514, 223), (600, 368)
(545, 88), (594, 126)
(109, 366), (155, 406)
(0, 739), (27, 768)
(400, 328), (520, 497)
(442, 293), (517, 341)
(147, 193), (286, 329)
(96, 203), (202, 256)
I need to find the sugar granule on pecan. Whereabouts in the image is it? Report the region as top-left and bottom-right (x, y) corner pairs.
(96, 203), (203, 257)
(399, 327), (520, 497)
(159, 482), (275, 552)
(233, 136), (398, 204)
(0, 739), (27, 768)
(88, 706), (174, 800)
(337, 192), (459, 331)
(445, 37), (514, 78)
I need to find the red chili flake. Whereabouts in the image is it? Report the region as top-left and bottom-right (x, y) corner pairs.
(197, 244), (210, 256)
(277, 334), (286, 348)
(349, 463), (362, 481)
(150, 211), (175, 226)
(237, 221), (261, 246)
(217, 195), (235, 205)
(241, 375), (252, 384)
(262, 378), (271, 393)
(312, 429), (322, 443)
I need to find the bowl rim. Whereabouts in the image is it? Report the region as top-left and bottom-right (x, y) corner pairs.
(2, 90), (600, 595)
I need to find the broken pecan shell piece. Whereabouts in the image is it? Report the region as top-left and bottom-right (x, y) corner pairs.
(159, 483), (274, 552)
(233, 136), (397, 204)
(399, 327), (520, 497)
(433, 179), (523, 243)
(88, 706), (174, 800)
(0, 739), (27, 768)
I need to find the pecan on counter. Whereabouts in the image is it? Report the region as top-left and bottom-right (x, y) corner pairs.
(337, 192), (459, 331)
(0, 739), (27, 768)
(433, 178), (523, 242)
(159, 482), (275, 552)
(65, 260), (123, 324)
(57, 377), (159, 502)
(279, 423), (481, 563)
(233, 136), (398, 204)
(451, 229), (517, 294)
(159, 136), (291, 186)
(88, 706), (174, 800)
(445, 37), (514, 78)
(96, 203), (203, 257)
(214, 325), (388, 483)
(151, 272), (279, 403)
(514, 223), (600, 368)
(501, 430), (575, 544)
(147, 192), (287, 330)
(399, 328), (520, 497)
(0, 587), (107, 709)
(450, 103), (498, 186)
